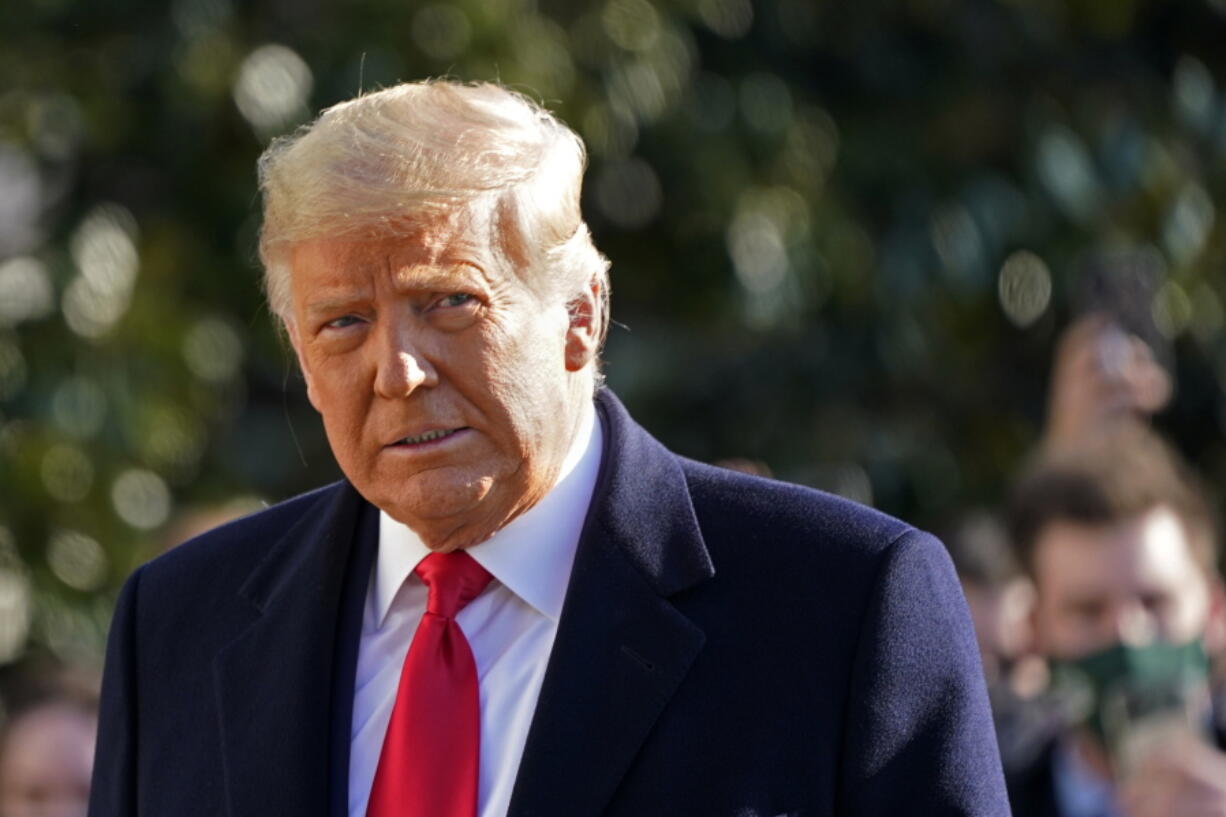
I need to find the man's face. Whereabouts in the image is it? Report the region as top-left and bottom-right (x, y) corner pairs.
(286, 207), (597, 550)
(1032, 505), (1215, 660)
(0, 705), (95, 817)
(963, 577), (1035, 682)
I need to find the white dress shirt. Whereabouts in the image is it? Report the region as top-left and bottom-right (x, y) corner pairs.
(348, 403), (602, 817)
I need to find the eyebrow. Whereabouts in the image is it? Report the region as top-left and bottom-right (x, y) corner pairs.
(389, 261), (489, 291)
(304, 292), (371, 319)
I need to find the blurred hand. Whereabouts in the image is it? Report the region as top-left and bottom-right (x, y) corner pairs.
(1044, 315), (1172, 449)
(1119, 733), (1226, 817)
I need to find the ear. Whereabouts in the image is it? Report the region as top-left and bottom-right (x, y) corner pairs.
(564, 277), (603, 373)
(284, 319), (323, 413)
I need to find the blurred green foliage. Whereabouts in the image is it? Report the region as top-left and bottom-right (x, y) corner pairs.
(2, 0), (1226, 667)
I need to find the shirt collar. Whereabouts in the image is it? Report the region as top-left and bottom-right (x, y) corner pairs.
(373, 400), (602, 628)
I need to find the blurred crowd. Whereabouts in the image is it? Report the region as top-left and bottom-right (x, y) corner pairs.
(951, 313), (1226, 817)
(0, 662), (95, 817)
(1, 313), (1224, 817)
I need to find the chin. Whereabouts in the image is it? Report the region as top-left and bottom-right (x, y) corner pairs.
(389, 484), (485, 522)
(371, 467), (496, 523)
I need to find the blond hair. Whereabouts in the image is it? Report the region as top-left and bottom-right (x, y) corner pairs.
(257, 80), (610, 348)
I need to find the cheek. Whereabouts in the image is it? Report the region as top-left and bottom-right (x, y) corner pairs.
(481, 325), (567, 421)
(480, 371), (554, 457)
(1036, 600), (1090, 655)
(1168, 582), (1211, 641)
(309, 359), (373, 442)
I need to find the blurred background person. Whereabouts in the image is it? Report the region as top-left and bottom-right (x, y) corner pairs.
(1045, 314), (1173, 453)
(1045, 249), (1175, 453)
(943, 510), (1053, 769)
(0, 671), (97, 817)
(1004, 425), (1226, 817)
(945, 510), (1037, 694)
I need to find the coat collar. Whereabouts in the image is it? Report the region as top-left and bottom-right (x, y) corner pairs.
(586, 389), (715, 596)
(214, 480), (374, 817)
(507, 389), (714, 817)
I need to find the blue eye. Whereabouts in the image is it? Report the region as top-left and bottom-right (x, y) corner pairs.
(325, 315), (363, 329)
(439, 293), (474, 308)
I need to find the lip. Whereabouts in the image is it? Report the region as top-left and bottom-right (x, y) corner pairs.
(383, 426), (471, 450)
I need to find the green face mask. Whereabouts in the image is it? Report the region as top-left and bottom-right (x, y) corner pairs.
(1049, 640), (1211, 747)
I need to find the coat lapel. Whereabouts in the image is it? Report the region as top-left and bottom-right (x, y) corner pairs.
(214, 482), (368, 817)
(507, 391), (715, 817)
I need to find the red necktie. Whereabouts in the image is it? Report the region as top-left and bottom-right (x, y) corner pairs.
(366, 551), (493, 817)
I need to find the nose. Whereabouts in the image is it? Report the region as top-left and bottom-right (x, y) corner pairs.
(373, 321), (438, 398)
(1114, 600), (1157, 647)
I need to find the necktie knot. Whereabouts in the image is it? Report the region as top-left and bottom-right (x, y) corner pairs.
(415, 551), (493, 619)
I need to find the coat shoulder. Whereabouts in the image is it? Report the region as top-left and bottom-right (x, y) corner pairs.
(137, 481), (346, 599)
(678, 457), (918, 562)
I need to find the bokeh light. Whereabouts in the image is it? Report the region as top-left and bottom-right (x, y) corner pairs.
(602, 0), (661, 52)
(1173, 55), (1216, 134)
(0, 527), (30, 664)
(0, 143), (43, 255)
(729, 210), (788, 295)
(233, 44), (313, 137)
(582, 101), (640, 157)
(931, 205), (985, 288)
(997, 251), (1052, 328)
(726, 186), (811, 328)
(1163, 182), (1215, 267)
(137, 406), (206, 475)
(63, 203), (140, 340)
(111, 469), (172, 530)
(36, 594), (105, 665)
(0, 257), (55, 327)
(47, 529), (108, 592)
(608, 61), (669, 122)
(1036, 125), (1101, 223)
(183, 316), (244, 383)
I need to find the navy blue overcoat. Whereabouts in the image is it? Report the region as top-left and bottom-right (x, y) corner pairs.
(89, 390), (1010, 817)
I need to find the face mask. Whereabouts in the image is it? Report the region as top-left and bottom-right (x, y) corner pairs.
(1048, 640), (1210, 748)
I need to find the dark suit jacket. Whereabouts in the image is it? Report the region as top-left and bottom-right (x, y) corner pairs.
(89, 390), (1010, 816)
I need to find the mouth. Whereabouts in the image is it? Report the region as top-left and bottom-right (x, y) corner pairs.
(388, 427), (469, 447)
